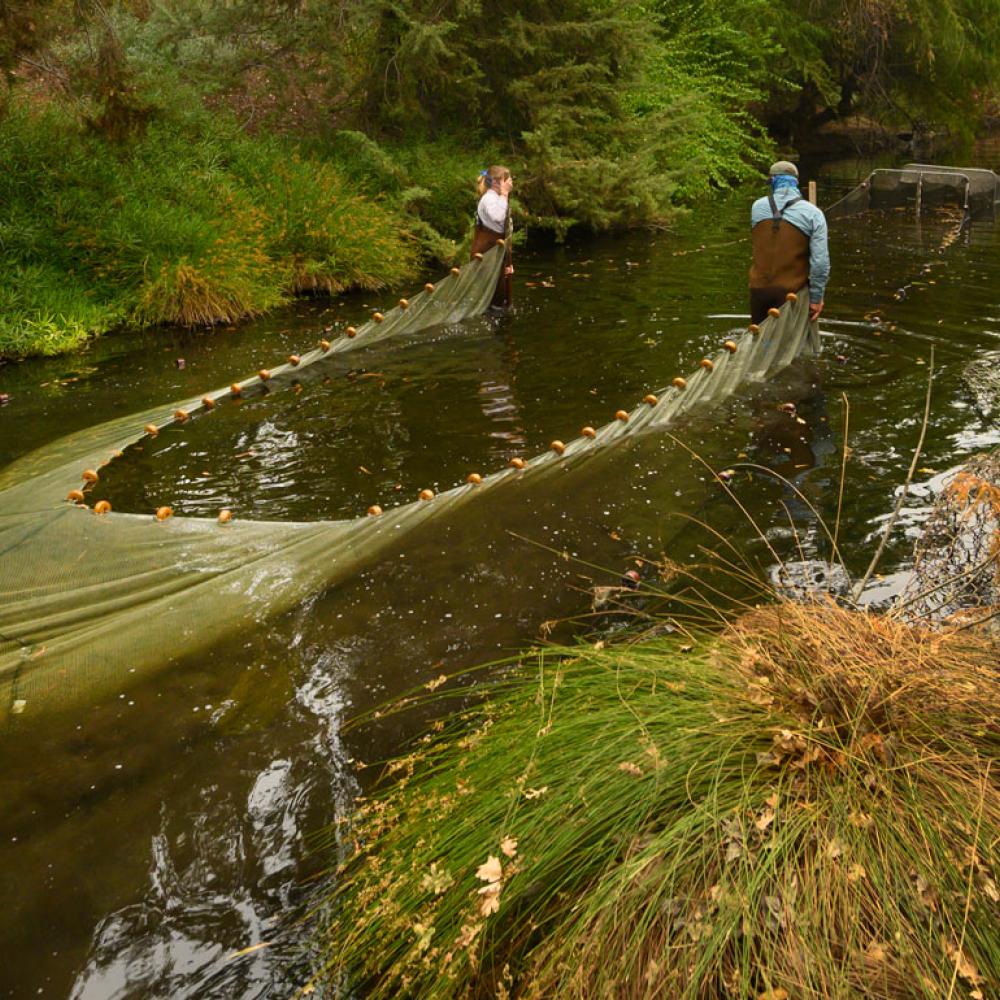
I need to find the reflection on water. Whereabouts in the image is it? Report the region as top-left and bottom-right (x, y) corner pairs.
(1, 150), (1000, 998)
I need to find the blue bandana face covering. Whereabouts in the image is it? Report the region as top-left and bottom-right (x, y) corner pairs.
(771, 174), (799, 192)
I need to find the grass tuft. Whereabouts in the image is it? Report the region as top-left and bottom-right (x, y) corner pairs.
(310, 600), (1000, 999)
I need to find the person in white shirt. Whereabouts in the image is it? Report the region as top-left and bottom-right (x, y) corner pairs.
(471, 165), (515, 310)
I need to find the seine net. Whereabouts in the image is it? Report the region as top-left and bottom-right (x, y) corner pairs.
(0, 242), (819, 722)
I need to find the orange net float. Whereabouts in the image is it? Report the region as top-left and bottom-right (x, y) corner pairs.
(258, 369), (271, 381)
(398, 298), (409, 309)
(218, 509), (233, 524)
(231, 383), (243, 396)
(450, 267), (461, 276)
(144, 423), (159, 436)
(768, 307), (781, 318)
(723, 340), (738, 353)
(82, 469), (99, 483)
(372, 312), (384, 323)
(320, 339), (331, 352)
(174, 409), (189, 422)
(288, 354), (301, 366)
(672, 377), (687, 390)
(643, 394), (658, 405)
(509, 457), (526, 470)
(550, 440), (566, 455)
(425, 283), (435, 293)
(346, 327), (357, 338)
(615, 410), (630, 422)
(94, 500), (112, 515)
(367, 505), (383, 517)
(700, 359), (714, 371)
(418, 488), (435, 501)
(155, 506), (174, 521)
(785, 291), (798, 303)
(496, 238), (505, 247)
(67, 489), (85, 503)
(472, 252), (483, 261)
(201, 396), (215, 409)
(466, 473), (483, 485)
(581, 426), (597, 438)
(749, 323), (761, 334)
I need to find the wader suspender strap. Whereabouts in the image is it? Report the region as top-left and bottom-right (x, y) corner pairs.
(768, 192), (803, 231)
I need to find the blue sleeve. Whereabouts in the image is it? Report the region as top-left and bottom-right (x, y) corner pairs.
(807, 209), (830, 303)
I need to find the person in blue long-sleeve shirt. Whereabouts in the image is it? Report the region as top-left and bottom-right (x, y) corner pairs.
(749, 161), (829, 324)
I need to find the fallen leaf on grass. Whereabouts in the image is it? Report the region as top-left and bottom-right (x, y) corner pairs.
(619, 761), (643, 776)
(500, 837), (518, 858)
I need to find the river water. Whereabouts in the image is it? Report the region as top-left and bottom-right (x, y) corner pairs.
(2, 151), (999, 998)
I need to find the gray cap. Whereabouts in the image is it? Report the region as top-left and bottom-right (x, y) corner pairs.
(769, 160), (799, 178)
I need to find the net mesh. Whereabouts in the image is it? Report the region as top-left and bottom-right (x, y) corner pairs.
(826, 165), (1000, 221)
(0, 243), (819, 721)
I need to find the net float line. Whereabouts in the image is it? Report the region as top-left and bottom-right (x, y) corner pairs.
(0, 288), (816, 721)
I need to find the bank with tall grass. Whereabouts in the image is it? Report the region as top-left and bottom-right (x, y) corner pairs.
(0, 103), (454, 360)
(310, 600), (1000, 998)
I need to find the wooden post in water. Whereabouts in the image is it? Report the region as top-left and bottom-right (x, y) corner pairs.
(808, 180), (817, 205)
(915, 172), (923, 216)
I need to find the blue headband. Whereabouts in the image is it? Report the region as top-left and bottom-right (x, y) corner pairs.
(480, 169), (491, 179)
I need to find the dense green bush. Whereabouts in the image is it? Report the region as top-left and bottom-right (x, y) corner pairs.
(0, 104), (422, 358)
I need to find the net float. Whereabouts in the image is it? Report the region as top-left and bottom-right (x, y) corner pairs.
(496, 238), (505, 247)
(288, 354), (300, 366)
(372, 312), (384, 323)
(82, 469), (99, 483)
(258, 369), (271, 381)
(425, 283), (435, 293)
(643, 394), (658, 405)
(419, 488), (435, 501)
(367, 505), (383, 517)
(67, 489), (85, 503)
(615, 410), (629, 422)
(768, 307), (781, 318)
(144, 423), (159, 436)
(155, 506), (173, 521)
(451, 267), (461, 275)
(201, 396), (215, 409)
(467, 473), (483, 485)
(749, 323), (761, 334)
(218, 509), (232, 524)
(174, 409), (189, 422)
(700, 359), (714, 371)
(724, 340), (738, 353)
(472, 252), (483, 261)
(672, 377), (687, 390)
(581, 426), (597, 438)
(231, 383), (242, 396)
(398, 299), (409, 309)
(785, 292), (797, 303)
(94, 500), (112, 515)
(346, 327), (357, 338)
(320, 339), (331, 352)
(551, 440), (566, 454)
(509, 457), (526, 469)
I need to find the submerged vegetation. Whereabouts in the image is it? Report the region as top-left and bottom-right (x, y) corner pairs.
(1, 0), (999, 357)
(312, 600), (1000, 997)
